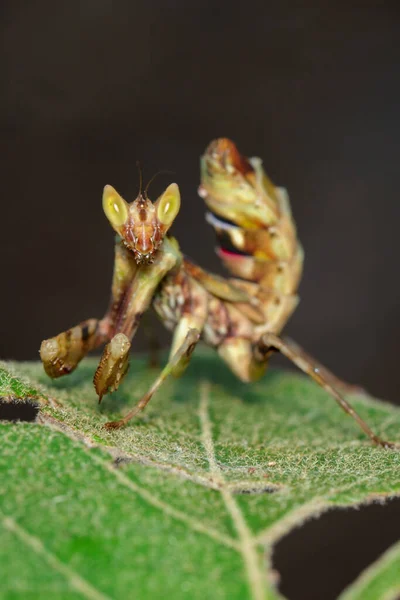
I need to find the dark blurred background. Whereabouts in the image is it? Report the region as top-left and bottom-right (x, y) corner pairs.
(1, 1), (400, 598)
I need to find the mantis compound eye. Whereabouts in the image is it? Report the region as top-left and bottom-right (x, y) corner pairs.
(103, 185), (129, 228)
(155, 183), (181, 227)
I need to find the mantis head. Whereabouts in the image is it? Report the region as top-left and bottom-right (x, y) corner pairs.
(102, 183), (181, 264)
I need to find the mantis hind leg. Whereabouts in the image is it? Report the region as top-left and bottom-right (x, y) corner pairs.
(40, 318), (110, 378)
(282, 336), (366, 396)
(254, 332), (397, 449)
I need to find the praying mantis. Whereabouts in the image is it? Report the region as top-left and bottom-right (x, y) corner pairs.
(40, 138), (396, 447)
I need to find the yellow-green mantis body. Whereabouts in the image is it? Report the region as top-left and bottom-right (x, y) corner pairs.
(40, 139), (395, 447)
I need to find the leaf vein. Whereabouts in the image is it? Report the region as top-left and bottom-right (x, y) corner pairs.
(86, 448), (240, 551)
(2, 513), (112, 600)
(198, 380), (269, 600)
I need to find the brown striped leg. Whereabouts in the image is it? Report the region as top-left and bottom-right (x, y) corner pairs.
(104, 328), (201, 430)
(40, 241), (137, 381)
(104, 274), (208, 428)
(93, 242), (180, 402)
(93, 333), (131, 403)
(254, 332), (397, 449)
(40, 318), (110, 378)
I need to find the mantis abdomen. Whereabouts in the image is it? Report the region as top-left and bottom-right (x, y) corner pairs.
(199, 138), (304, 335)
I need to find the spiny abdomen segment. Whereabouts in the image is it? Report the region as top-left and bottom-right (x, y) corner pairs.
(199, 138), (304, 333)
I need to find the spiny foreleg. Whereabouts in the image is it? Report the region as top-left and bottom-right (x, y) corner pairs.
(40, 241), (137, 380)
(254, 332), (397, 449)
(94, 238), (180, 401)
(93, 333), (131, 403)
(104, 274), (208, 429)
(40, 318), (110, 378)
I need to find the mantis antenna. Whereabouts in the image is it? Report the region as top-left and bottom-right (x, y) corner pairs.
(144, 170), (174, 199)
(136, 160), (143, 197)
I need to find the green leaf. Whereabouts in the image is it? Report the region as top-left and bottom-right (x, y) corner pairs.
(1, 348), (400, 599)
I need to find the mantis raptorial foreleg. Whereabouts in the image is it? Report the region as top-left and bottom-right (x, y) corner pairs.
(40, 241), (136, 379)
(94, 239), (180, 400)
(254, 332), (397, 449)
(104, 275), (208, 429)
(40, 318), (110, 378)
(93, 333), (131, 403)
